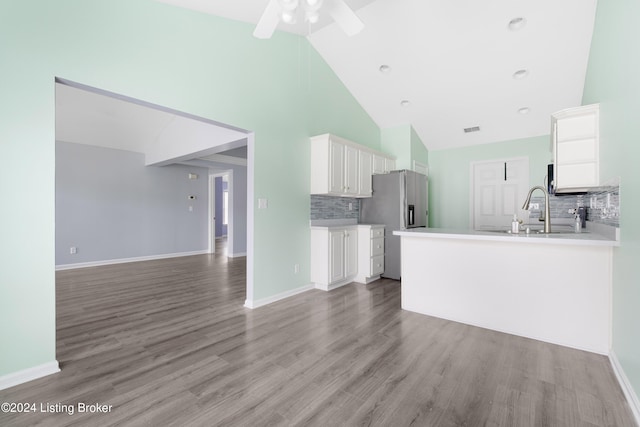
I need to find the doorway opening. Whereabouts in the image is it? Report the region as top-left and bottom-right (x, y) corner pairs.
(54, 77), (254, 302)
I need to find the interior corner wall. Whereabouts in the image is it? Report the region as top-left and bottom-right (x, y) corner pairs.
(410, 126), (428, 167)
(427, 135), (550, 229)
(55, 141), (209, 266)
(582, 0), (640, 406)
(381, 125), (412, 169)
(380, 125), (429, 171)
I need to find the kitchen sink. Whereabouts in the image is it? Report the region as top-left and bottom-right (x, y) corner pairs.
(481, 228), (588, 235)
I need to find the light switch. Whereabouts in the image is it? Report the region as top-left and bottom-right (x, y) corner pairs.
(258, 198), (268, 209)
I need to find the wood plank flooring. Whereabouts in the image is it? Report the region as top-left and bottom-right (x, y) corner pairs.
(1, 243), (636, 426)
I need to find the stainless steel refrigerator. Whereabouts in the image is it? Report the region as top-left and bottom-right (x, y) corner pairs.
(360, 170), (428, 280)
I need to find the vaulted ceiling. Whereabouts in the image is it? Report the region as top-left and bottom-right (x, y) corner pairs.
(156, 0), (598, 151)
(58, 1), (598, 155)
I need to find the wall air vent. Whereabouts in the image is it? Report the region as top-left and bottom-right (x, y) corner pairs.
(464, 126), (481, 133)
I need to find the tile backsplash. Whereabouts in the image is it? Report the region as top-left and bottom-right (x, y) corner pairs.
(310, 195), (360, 220)
(527, 181), (620, 227)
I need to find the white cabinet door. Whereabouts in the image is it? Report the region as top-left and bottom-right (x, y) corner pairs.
(329, 140), (345, 194)
(355, 225), (384, 283)
(344, 228), (358, 278)
(553, 104), (599, 193)
(358, 150), (373, 197)
(385, 158), (396, 173)
(329, 229), (345, 284)
(344, 144), (359, 196)
(373, 155), (386, 174)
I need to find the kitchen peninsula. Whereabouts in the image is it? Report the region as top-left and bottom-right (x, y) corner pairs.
(394, 227), (619, 354)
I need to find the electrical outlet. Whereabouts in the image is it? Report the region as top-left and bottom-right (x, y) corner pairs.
(348, 202), (353, 211)
(70, 246), (77, 254)
(530, 203), (540, 210)
(294, 264), (300, 274)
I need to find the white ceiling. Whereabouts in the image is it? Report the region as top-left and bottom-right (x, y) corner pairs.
(155, 0), (598, 151)
(55, 82), (249, 167)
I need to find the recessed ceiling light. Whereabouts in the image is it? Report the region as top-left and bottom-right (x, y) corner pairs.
(513, 69), (529, 79)
(518, 107), (531, 115)
(400, 100), (411, 108)
(508, 17), (526, 31)
(379, 64), (391, 74)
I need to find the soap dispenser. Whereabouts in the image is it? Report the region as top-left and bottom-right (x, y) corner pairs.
(574, 213), (582, 233)
(511, 214), (520, 234)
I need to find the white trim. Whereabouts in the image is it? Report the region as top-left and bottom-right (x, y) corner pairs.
(55, 250), (210, 270)
(245, 133), (255, 307)
(228, 252), (247, 258)
(244, 284), (314, 309)
(227, 169), (235, 256)
(354, 275), (381, 284)
(0, 361), (60, 391)
(610, 350), (640, 425)
(314, 279), (354, 292)
(208, 173), (216, 254)
(201, 154), (247, 166)
(413, 160), (428, 176)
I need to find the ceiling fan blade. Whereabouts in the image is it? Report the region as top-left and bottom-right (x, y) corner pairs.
(253, 0), (282, 39)
(325, 0), (364, 36)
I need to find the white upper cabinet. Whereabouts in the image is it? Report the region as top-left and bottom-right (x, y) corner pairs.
(552, 104), (599, 193)
(344, 144), (359, 196)
(385, 157), (396, 173)
(373, 154), (386, 175)
(358, 150), (373, 197)
(311, 134), (395, 198)
(328, 139), (344, 194)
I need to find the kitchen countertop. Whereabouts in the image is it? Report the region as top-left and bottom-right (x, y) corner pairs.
(310, 219), (385, 228)
(394, 224), (619, 247)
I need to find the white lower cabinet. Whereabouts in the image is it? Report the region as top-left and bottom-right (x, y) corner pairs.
(355, 225), (385, 284)
(311, 226), (358, 291)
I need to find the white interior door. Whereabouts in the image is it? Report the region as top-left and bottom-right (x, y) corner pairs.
(472, 158), (529, 230)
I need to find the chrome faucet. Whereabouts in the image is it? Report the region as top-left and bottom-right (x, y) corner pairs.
(522, 186), (551, 233)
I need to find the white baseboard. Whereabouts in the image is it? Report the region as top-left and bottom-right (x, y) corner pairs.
(314, 279), (353, 292)
(228, 252), (247, 258)
(55, 250), (210, 270)
(244, 284), (314, 309)
(610, 350), (640, 425)
(354, 275), (381, 285)
(0, 361), (60, 391)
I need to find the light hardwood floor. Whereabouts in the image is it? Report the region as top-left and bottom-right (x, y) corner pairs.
(1, 243), (636, 426)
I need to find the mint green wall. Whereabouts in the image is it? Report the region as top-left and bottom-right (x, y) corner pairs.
(380, 124), (428, 170)
(381, 125), (411, 169)
(410, 126), (429, 167)
(583, 0), (640, 400)
(428, 136), (550, 228)
(0, 0), (379, 377)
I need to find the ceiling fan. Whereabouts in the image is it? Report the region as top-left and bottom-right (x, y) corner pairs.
(253, 0), (364, 39)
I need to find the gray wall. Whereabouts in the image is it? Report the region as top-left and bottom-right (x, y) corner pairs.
(226, 164), (247, 256)
(56, 141), (209, 265)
